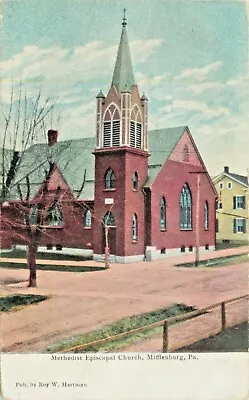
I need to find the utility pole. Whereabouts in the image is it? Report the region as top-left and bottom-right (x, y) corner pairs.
(104, 224), (110, 269)
(189, 171), (208, 267)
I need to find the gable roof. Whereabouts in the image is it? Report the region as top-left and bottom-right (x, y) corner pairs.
(8, 137), (96, 201)
(144, 126), (187, 187)
(213, 171), (248, 187)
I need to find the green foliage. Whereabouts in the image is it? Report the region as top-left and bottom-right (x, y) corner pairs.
(0, 294), (48, 312)
(176, 253), (248, 268)
(44, 303), (196, 353)
(0, 262), (104, 273)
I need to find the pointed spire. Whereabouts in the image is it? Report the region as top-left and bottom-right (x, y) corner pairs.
(111, 10), (135, 93)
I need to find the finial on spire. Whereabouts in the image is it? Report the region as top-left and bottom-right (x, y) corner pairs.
(122, 8), (127, 27)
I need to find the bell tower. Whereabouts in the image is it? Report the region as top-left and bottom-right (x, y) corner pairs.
(93, 11), (149, 263)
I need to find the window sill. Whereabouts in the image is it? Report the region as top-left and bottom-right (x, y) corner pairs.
(103, 189), (116, 192)
(204, 228), (209, 231)
(132, 240), (138, 244)
(83, 227), (92, 230)
(160, 229), (167, 232)
(180, 228), (193, 231)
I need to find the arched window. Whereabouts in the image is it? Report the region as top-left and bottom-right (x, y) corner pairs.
(132, 213), (138, 241)
(183, 145), (190, 162)
(45, 203), (63, 226)
(160, 197), (166, 230)
(130, 106), (142, 149)
(103, 212), (116, 227)
(29, 205), (39, 225)
(204, 201), (209, 230)
(84, 210), (91, 228)
(180, 184), (192, 229)
(103, 104), (121, 147)
(104, 168), (115, 189)
(132, 172), (138, 190)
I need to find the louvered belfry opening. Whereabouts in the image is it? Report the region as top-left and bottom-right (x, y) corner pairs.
(130, 106), (142, 149)
(103, 106), (121, 148)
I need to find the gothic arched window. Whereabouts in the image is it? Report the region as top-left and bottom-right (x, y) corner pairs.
(132, 213), (138, 241)
(183, 145), (190, 162)
(132, 172), (138, 190)
(45, 203), (63, 226)
(204, 201), (209, 230)
(160, 197), (166, 231)
(104, 168), (115, 189)
(130, 106), (142, 149)
(103, 104), (121, 147)
(84, 210), (92, 228)
(180, 184), (192, 229)
(103, 212), (116, 227)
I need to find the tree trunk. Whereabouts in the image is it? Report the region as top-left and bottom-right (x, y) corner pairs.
(27, 240), (38, 287)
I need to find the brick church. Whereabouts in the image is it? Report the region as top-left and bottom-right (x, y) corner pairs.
(1, 16), (217, 262)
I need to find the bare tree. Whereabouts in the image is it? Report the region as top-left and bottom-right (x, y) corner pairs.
(0, 81), (60, 287)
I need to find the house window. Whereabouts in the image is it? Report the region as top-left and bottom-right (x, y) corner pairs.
(45, 203), (63, 226)
(189, 246), (193, 252)
(104, 168), (115, 189)
(227, 182), (232, 189)
(216, 201), (222, 209)
(183, 145), (189, 162)
(181, 246), (185, 253)
(103, 212), (116, 227)
(180, 184), (192, 229)
(84, 210), (91, 228)
(233, 218), (246, 233)
(132, 172), (138, 190)
(204, 201), (209, 230)
(29, 205), (39, 225)
(160, 197), (166, 230)
(132, 214), (138, 241)
(103, 105), (121, 147)
(219, 182), (223, 189)
(233, 196), (245, 209)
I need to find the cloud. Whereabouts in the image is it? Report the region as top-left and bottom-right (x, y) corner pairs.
(175, 61), (223, 82)
(187, 81), (223, 94)
(161, 99), (229, 119)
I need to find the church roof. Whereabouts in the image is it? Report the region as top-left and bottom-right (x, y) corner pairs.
(111, 20), (135, 92)
(6, 126), (188, 201)
(144, 126), (187, 187)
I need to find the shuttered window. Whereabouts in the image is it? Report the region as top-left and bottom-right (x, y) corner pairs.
(233, 218), (246, 233)
(233, 196), (245, 209)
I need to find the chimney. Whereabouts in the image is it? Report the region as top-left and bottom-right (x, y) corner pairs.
(224, 166), (229, 174)
(47, 130), (59, 146)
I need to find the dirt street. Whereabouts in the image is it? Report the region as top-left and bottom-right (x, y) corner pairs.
(0, 246), (248, 352)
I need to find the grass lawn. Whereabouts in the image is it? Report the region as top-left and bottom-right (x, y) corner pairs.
(176, 253), (248, 268)
(0, 262), (105, 272)
(176, 322), (248, 352)
(0, 294), (48, 312)
(44, 303), (196, 353)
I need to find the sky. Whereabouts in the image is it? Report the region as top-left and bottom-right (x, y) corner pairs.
(0, 0), (248, 176)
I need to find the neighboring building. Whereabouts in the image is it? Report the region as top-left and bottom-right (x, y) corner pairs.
(213, 166), (249, 245)
(0, 16), (217, 262)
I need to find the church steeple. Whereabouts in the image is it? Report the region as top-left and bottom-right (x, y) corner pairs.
(111, 9), (135, 93)
(95, 12), (148, 151)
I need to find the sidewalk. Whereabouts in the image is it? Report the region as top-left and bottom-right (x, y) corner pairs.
(0, 245), (248, 268)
